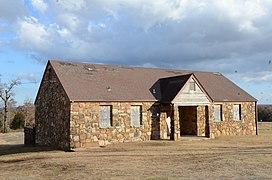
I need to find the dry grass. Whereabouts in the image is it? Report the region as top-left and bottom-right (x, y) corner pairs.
(1, 123), (272, 180)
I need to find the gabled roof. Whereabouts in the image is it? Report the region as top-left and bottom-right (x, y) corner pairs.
(47, 60), (257, 102)
(151, 73), (213, 103)
(150, 74), (192, 102)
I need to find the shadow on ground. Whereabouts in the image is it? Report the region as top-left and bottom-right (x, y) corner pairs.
(0, 144), (57, 156)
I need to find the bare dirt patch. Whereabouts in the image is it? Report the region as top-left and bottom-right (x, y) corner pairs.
(0, 123), (272, 179)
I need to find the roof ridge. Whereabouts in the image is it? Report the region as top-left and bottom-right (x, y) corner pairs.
(48, 60), (216, 74)
(158, 73), (193, 81)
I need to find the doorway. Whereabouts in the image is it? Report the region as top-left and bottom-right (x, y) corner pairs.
(179, 106), (197, 135)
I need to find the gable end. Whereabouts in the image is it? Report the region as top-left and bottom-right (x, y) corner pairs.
(172, 75), (211, 106)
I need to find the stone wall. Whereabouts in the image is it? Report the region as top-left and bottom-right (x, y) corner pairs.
(171, 105), (180, 140)
(157, 104), (173, 140)
(159, 112), (168, 139)
(69, 101), (256, 148)
(197, 106), (209, 137)
(35, 64), (71, 150)
(70, 102), (154, 148)
(209, 102), (257, 137)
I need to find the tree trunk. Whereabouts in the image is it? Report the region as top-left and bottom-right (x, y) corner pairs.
(3, 101), (7, 133)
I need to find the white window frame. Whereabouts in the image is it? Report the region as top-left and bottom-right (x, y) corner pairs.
(233, 104), (241, 121)
(131, 105), (142, 127)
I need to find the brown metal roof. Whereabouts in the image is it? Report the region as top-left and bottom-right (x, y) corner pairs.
(49, 60), (257, 102)
(193, 71), (257, 102)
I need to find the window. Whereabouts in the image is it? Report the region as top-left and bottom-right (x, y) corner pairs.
(99, 105), (112, 128)
(131, 106), (142, 126)
(189, 82), (196, 91)
(214, 105), (222, 121)
(233, 104), (241, 121)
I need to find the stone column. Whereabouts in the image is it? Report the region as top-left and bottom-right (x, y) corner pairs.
(170, 104), (180, 141)
(151, 116), (161, 140)
(208, 105), (215, 139)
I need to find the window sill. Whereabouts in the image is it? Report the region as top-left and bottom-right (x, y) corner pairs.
(99, 126), (113, 129)
(131, 125), (142, 128)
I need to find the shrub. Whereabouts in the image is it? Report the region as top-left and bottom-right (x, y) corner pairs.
(10, 112), (25, 129)
(258, 105), (272, 122)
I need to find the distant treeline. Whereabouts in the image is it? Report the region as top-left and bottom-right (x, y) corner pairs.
(0, 103), (35, 132)
(258, 105), (272, 122)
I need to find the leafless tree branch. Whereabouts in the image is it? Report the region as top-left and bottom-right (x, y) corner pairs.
(0, 78), (21, 133)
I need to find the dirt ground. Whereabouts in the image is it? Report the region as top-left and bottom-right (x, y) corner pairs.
(0, 123), (272, 180)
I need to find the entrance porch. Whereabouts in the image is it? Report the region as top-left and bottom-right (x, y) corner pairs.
(152, 104), (210, 141)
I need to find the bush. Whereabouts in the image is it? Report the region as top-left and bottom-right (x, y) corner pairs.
(258, 105), (272, 122)
(10, 112), (25, 129)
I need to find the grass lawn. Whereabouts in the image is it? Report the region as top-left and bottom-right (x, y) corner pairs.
(0, 122), (272, 180)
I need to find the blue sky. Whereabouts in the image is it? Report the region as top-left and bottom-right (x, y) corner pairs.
(0, 0), (272, 105)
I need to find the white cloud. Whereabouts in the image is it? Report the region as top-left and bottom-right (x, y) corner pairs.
(31, 0), (48, 12)
(239, 21), (257, 32)
(16, 16), (51, 50)
(56, 13), (79, 32)
(18, 72), (39, 83)
(87, 22), (106, 32)
(136, 0), (188, 29)
(215, 0), (267, 19)
(6, 0), (272, 81)
(215, 0), (267, 33)
(56, 0), (86, 11)
(232, 71), (272, 83)
(57, 27), (69, 37)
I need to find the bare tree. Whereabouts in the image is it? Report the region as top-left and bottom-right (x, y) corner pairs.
(20, 98), (35, 126)
(0, 79), (21, 133)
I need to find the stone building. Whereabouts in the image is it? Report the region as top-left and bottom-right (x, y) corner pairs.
(35, 60), (258, 150)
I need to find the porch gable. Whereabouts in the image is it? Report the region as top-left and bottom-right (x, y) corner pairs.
(172, 76), (211, 106)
